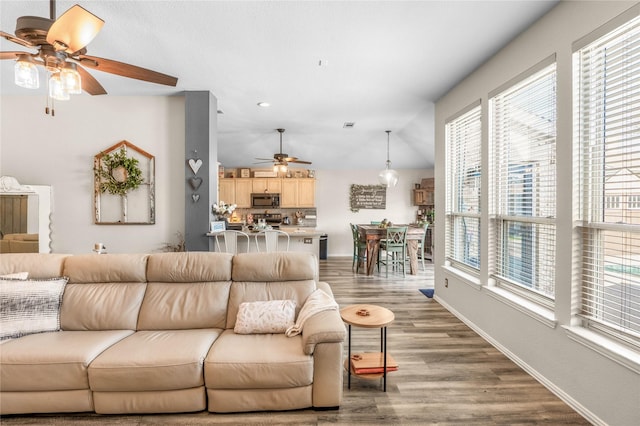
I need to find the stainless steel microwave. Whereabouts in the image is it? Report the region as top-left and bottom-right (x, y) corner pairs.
(251, 193), (280, 208)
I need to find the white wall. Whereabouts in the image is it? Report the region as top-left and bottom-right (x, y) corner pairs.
(434, 2), (639, 425)
(0, 94), (430, 255)
(0, 95), (185, 254)
(315, 168), (433, 257)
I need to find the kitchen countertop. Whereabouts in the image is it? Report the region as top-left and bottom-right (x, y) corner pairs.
(207, 227), (324, 237)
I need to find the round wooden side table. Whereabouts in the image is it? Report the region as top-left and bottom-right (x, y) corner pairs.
(340, 304), (395, 392)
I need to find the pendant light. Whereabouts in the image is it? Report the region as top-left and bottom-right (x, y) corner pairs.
(378, 130), (399, 187)
(14, 54), (39, 89)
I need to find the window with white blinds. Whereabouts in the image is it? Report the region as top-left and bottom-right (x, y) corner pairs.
(489, 60), (557, 302)
(575, 13), (640, 344)
(445, 103), (481, 271)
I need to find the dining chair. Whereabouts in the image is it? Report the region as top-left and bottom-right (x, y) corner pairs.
(378, 226), (408, 277)
(255, 229), (290, 252)
(416, 223), (429, 270)
(215, 230), (250, 254)
(350, 223), (367, 272)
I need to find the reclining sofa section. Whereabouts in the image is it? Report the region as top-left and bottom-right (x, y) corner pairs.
(0, 251), (346, 415)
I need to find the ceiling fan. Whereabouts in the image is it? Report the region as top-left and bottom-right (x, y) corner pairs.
(255, 129), (312, 171)
(0, 0), (177, 113)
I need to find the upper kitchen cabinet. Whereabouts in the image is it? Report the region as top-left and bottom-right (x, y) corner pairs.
(282, 178), (315, 208)
(235, 179), (252, 208)
(252, 178), (281, 194)
(413, 178), (434, 206)
(218, 178), (252, 208)
(218, 179), (235, 205)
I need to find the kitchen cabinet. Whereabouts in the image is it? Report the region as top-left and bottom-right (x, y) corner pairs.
(281, 179), (298, 207)
(218, 179), (252, 208)
(297, 179), (315, 207)
(221, 177), (315, 208)
(218, 179), (235, 205)
(281, 178), (315, 207)
(413, 189), (433, 206)
(234, 179), (253, 208)
(252, 178), (281, 194)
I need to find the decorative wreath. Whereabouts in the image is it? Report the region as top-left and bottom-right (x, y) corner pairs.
(95, 147), (144, 196)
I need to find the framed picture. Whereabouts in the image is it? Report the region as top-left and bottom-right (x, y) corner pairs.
(210, 221), (226, 232)
(240, 168), (250, 178)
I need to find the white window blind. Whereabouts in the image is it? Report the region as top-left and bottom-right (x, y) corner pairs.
(445, 103), (481, 270)
(576, 13), (640, 343)
(490, 61), (557, 301)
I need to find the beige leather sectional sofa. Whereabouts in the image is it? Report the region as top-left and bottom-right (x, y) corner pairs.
(0, 251), (345, 415)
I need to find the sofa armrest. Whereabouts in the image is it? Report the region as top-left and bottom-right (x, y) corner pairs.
(301, 309), (346, 355)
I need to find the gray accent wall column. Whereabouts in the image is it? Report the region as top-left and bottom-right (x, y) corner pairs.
(184, 91), (218, 251)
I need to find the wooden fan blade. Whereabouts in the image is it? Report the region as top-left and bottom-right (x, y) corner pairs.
(78, 55), (178, 87)
(255, 158), (275, 161)
(0, 51), (29, 60)
(290, 160), (312, 164)
(46, 5), (104, 53)
(0, 31), (35, 48)
(76, 65), (107, 95)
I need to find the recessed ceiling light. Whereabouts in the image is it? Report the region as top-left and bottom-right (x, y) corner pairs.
(257, 102), (270, 107)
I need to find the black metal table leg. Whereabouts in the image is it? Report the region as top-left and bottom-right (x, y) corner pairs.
(347, 324), (352, 389)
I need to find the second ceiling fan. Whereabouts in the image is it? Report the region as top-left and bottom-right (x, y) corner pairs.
(255, 129), (312, 171)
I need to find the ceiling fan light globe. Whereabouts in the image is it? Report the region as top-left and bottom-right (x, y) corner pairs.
(49, 73), (69, 101)
(14, 55), (39, 89)
(60, 63), (82, 94)
(378, 168), (399, 187)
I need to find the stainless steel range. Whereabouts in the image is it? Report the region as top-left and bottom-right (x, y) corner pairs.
(252, 213), (282, 229)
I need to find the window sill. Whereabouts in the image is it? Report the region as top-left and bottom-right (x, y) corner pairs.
(563, 326), (640, 374)
(485, 285), (557, 329)
(442, 263), (482, 290)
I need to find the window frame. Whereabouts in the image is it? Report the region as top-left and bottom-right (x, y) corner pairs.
(488, 56), (558, 306)
(445, 101), (482, 274)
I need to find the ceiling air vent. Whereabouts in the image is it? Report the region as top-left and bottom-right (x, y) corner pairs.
(343, 122), (355, 128)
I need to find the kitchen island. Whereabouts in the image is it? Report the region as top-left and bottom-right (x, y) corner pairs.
(207, 227), (323, 258)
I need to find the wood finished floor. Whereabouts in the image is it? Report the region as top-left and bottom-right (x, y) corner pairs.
(2, 257), (589, 425)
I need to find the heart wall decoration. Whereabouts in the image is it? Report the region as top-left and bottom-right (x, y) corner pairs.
(189, 177), (203, 190)
(192, 194), (200, 203)
(188, 158), (203, 175)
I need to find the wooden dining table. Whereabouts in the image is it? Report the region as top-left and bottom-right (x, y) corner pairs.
(356, 224), (426, 276)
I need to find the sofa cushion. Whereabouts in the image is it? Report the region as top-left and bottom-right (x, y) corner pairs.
(88, 329), (221, 392)
(226, 281), (315, 329)
(59, 253), (149, 331)
(146, 252), (233, 282)
(0, 330), (133, 391)
(0, 253), (69, 279)
(204, 330), (313, 390)
(62, 253), (148, 284)
(232, 252), (318, 282)
(0, 277), (67, 340)
(234, 299), (296, 334)
(137, 282), (231, 330)
(60, 283), (147, 331)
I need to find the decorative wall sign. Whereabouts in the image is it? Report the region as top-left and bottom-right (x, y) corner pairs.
(94, 140), (155, 224)
(350, 184), (387, 212)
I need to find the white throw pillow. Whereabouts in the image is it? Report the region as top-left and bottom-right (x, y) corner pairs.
(234, 299), (296, 334)
(0, 277), (68, 340)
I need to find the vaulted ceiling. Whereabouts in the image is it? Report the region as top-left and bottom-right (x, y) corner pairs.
(0, 0), (559, 169)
